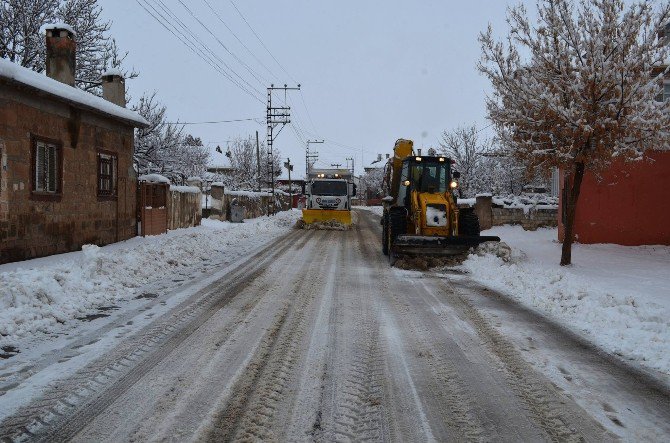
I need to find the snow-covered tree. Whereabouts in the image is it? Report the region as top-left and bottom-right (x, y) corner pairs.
(479, 0), (670, 265)
(0, 0), (136, 95)
(360, 167), (385, 201)
(132, 93), (209, 184)
(225, 136), (281, 190)
(439, 125), (493, 197)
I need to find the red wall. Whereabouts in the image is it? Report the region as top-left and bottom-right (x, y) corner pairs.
(558, 151), (670, 245)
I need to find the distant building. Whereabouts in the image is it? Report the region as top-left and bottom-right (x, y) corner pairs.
(0, 25), (148, 264)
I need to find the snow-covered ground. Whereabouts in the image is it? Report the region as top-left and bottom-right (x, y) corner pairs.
(0, 210), (301, 351)
(461, 226), (670, 376)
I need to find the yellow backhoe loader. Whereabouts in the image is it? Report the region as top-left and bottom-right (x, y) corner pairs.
(381, 139), (499, 264)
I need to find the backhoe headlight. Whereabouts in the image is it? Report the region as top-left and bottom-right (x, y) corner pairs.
(450, 180), (458, 189)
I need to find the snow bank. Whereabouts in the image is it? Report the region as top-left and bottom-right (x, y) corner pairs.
(461, 226), (670, 375)
(0, 210), (301, 346)
(0, 59), (147, 126)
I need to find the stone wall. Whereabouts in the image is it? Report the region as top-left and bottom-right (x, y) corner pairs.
(463, 195), (558, 231)
(167, 187), (202, 230)
(491, 206), (558, 230)
(0, 86), (137, 264)
(205, 185), (291, 221)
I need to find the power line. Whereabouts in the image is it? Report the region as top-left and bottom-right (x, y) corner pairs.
(200, 0), (278, 82)
(166, 117), (263, 125)
(136, 0), (264, 104)
(229, 0), (297, 84)
(176, 0), (269, 87)
(152, 0), (264, 99)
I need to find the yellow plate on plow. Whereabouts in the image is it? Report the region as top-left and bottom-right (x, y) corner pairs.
(301, 209), (352, 225)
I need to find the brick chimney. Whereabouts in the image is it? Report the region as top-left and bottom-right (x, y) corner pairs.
(101, 69), (126, 107)
(44, 23), (76, 86)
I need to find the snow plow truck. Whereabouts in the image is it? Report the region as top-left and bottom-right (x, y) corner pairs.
(302, 168), (356, 226)
(381, 139), (500, 263)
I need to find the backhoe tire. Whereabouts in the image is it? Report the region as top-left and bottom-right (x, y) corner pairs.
(382, 213), (389, 255)
(459, 210), (481, 236)
(388, 210), (407, 265)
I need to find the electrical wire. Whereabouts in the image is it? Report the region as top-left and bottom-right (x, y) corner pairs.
(176, 0), (269, 87)
(151, 0), (264, 99)
(136, 0), (264, 104)
(200, 0), (278, 82)
(229, 0), (297, 84)
(166, 117), (263, 125)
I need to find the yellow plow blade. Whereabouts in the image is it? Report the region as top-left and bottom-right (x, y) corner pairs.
(301, 209), (352, 225)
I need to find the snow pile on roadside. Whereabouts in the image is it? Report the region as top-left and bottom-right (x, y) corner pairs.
(0, 210), (301, 345)
(461, 226), (670, 375)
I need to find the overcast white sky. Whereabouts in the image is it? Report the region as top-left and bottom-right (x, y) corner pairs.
(99, 0), (528, 178)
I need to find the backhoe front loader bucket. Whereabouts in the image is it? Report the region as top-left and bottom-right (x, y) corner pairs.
(301, 209), (352, 226)
(391, 234), (501, 257)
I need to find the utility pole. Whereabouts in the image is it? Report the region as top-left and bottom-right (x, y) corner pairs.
(306, 139), (323, 176)
(267, 83), (300, 215)
(345, 157), (354, 175)
(256, 130), (261, 191)
(331, 163), (342, 169)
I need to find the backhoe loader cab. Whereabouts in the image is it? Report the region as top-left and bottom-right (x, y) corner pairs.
(381, 139), (499, 263)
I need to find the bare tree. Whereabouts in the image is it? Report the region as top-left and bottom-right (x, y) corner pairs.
(0, 0), (137, 95)
(226, 136), (281, 190)
(132, 92), (184, 180)
(479, 0), (670, 265)
(0, 0), (58, 69)
(57, 0), (137, 94)
(439, 124), (493, 197)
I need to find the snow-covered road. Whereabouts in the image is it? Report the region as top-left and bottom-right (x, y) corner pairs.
(1, 210), (669, 441)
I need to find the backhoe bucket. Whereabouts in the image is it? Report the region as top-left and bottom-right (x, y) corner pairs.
(391, 234), (501, 257)
(301, 209), (352, 226)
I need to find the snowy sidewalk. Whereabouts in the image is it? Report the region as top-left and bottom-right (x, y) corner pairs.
(0, 211), (301, 351)
(461, 226), (670, 376)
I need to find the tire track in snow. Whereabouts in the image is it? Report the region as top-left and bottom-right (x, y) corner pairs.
(200, 231), (335, 442)
(0, 228), (304, 443)
(436, 278), (610, 442)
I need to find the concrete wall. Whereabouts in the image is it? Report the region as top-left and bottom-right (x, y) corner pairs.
(558, 151), (670, 245)
(0, 85), (137, 264)
(167, 188), (201, 230)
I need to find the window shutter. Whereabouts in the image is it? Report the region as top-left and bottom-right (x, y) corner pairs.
(35, 142), (45, 192)
(47, 144), (57, 192)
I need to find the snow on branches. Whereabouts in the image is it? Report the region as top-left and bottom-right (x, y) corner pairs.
(479, 0), (670, 172)
(478, 0), (670, 265)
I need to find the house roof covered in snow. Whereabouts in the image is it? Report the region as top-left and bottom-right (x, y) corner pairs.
(207, 148), (235, 171)
(0, 58), (148, 127)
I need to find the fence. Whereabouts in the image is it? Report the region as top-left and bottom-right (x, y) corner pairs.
(168, 185), (202, 230)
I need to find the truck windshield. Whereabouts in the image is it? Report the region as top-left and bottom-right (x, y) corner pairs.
(311, 180), (348, 196)
(409, 161), (450, 193)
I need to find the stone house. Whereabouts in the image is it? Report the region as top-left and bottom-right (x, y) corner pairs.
(0, 24), (148, 264)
